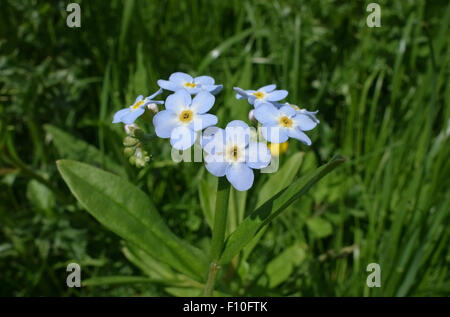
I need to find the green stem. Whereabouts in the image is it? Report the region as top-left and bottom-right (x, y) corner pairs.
(204, 177), (230, 296)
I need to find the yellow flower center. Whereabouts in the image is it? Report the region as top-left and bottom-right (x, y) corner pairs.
(289, 104), (300, 111)
(268, 142), (289, 156)
(131, 100), (144, 110)
(184, 82), (196, 88)
(279, 116), (293, 128)
(179, 109), (194, 123)
(253, 91), (265, 99)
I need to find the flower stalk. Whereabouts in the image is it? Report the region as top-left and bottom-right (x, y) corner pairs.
(204, 177), (230, 296)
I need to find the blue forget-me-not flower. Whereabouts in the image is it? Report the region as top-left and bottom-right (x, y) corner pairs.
(254, 102), (318, 145)
(274, 102), (320, 125)
(158, 72), (223, 95)
(112, 89), (164, 124)
(153, 89), (218, 150)
(234, 84), (288, 107)
(201, 120), (271, 191)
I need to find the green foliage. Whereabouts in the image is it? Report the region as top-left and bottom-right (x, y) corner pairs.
(1, 0), (449, 297)
(57, 160), (208, 281)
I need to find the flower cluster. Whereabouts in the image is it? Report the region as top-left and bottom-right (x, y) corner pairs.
(112, 72), (320, 191)
(122, 124), (151, 168)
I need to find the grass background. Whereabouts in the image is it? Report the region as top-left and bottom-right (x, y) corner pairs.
(0, 0), (449, 296)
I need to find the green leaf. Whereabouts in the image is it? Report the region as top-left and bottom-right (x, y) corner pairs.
(256, 152), (305, 207)
(198, 176), (217, 229)
(83, 276), (152, 287)
(26, 179), (55, 216)
(45, 124), (125, 177)
(57, 159), (208, 281)
(164, 287), (203, 297)
(122, 243), (177, 281)
(241, 152), (305, 262)
(306, 217), (333, 238)
(266, 243), (306, 288)
(219, 155), (345, 264)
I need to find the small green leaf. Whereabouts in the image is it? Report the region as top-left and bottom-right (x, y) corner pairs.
(306, 217), (333, 238)
(45, 124), (125, 177)
(57, 160), (208, 281)
(26, 179), (55, 216)
(219, 155), (345, 264)
(266, 243), (306, 288)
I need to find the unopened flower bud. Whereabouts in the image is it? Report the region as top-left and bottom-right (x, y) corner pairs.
(248, 109), (256, 122)
(147, 103), (159, 114)
(123, 136), (138, 147)
(124, 123), (138, 135)
(123, 147), (135, 157)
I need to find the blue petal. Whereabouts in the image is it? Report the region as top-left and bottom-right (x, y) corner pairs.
(169, 72), (193, 84)
(287, 128), (311, 145)
(165, 90), (191, 113)
(233, 87), (248, 100)
(279, 105), (296, 117)
(266, 90), (288, 102)
(112, 108), (130, 123)
(293, 112), (318, 131)
(246, 142), (271, 169)
(121, 108), (145, 124)
(225, 120), (250, 146)
(201, 127), (225, 155)
(262, 126), (289, 143)
(226, 163), (254, 191)
(299, 109), (320, 123)
(184, 86), (202, 95)
(205, 155), (228, 177)
(134, 95), (144, 103)
(270, 101), (284, 109)
(191, 91), (215, 114)
(148, 88), (163, 99)
(211, 84), (223, 95)
(153, 110), (178, 138)
(202, 84), (222, 95)
(259, 84), (276, 92)
(170, 126), (197, 150)
(148, 100), (164, 105)
(193, 114), (218, 131)
(158, 79), (179, 91)
(194, 75), (215, 86)
(254, 103), (278, 125)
